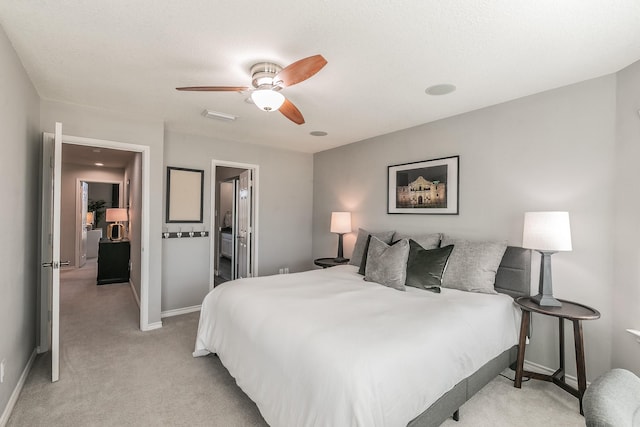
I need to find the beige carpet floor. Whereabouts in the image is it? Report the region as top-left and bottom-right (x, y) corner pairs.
(8, 260), (586, 427)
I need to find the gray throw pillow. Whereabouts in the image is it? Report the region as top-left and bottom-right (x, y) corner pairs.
(349, 228), (395, 267)
(392, 232), (441, 250)
(440, 237), (507, 294)
(405, 241), (454, 293)
(364, 237), (410, 291)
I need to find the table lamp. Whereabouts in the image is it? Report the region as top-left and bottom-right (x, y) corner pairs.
(106, 208), (128, 241)
(522, 211), (572, 307)
(86, 211), (94, 229)
(330, 212), (351, 262)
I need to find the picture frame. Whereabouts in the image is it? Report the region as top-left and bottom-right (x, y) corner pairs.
(166, 166), (204, 223)
(387, 155), (459, 214)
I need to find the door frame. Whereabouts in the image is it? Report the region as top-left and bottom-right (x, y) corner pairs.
(41, 132), (152, 333)
(74, 178), (124, 268)
(210, 159), (259, 290)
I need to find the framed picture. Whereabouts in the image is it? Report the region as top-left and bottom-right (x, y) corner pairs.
(388, 155), (459, 214)
(166, 166), (204, 223)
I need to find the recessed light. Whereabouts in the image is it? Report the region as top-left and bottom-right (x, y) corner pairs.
(310, 131), (328, 137)
(95, 162), (104, 167)
(425, 84), (456, 96)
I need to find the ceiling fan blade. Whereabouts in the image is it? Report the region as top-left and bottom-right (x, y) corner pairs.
(176, 86), (249, 92)
(274, 54), (327, 88)
(279, 98), (305, 125)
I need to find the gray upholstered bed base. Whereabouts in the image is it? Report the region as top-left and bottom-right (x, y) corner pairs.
(408, 246), (531, 427)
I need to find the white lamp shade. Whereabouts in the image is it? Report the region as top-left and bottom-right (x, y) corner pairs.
(522, 211), (572, 251)
(106, 208), (128, 222)
(330, 212), (351, 234)
(251, 89), (285, 112)
(86, 211), (94, 225)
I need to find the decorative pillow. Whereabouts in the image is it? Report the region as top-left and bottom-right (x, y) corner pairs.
(357, 235), (373, 275)
(392, 232), (441, 250)
(349, 228), (395, 267)
(364, 237), (410, 291)
(440, 237), (507, 294)
(405, 241), (454, 293)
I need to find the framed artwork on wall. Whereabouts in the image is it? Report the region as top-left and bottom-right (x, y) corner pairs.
(388, 155), (459, 215)
(166, 166), (204, 223)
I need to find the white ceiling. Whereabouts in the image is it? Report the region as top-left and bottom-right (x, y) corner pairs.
(62, 144), (135, 169)
(1, 1), (639, 154)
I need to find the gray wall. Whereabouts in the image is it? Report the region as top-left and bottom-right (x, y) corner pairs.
(0, 25), (41, 419)
(613, 60), (640, 373)
(40, 100), (165, 326)
(313, 75), (618, 380)
(161, 130), (314, 312)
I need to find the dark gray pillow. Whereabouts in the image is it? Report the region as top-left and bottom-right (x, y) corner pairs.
(392, 232), (441, 250)
(405, 241), (454, 293)
(440, 237), (507, 294)
(364, 237), (410, 291)
(357, 235), (373, 275)
(349, 228), (395, 267)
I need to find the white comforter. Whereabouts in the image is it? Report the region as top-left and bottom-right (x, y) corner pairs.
(194, 265), (521, 427)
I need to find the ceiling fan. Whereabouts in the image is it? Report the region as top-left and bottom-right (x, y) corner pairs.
(176, 54), (327, 125)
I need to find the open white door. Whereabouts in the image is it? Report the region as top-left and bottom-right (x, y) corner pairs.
(40, 122), (65, 382)
(79, 181), (88, 267)
(236, 170), (252, 278)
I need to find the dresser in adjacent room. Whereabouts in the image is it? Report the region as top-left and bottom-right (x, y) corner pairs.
(97, 239), (131, 285)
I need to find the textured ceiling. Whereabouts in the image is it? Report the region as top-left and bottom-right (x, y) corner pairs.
(1, 1), (639, 153)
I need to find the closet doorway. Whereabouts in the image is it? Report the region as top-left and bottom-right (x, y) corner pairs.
(211, 161), (259, 287)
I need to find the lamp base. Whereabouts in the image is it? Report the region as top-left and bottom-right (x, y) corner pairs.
(531, 293), (562, 307)
(107, 223), (125, 241)
(335, 233), (346, 263)
(532, 250), (562, 307)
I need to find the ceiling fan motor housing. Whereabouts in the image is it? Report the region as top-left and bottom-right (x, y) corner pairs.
(250, 62), (283, 89)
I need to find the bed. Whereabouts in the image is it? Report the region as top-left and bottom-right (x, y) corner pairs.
(194, 243), (530, 427)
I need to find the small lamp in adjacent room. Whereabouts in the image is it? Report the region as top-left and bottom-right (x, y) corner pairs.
(106, 208), (128, 241)
(522, 211), (572, 307)
(330, 211), (351, 263)
(86, 211), (94, 230)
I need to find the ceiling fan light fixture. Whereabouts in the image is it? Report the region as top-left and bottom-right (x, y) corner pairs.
(251, 89), (285, 112)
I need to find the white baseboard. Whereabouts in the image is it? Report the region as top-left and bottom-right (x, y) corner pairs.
(142, 321), (163, 331)
(0, 349), (37, 427)
(129, 280), (140, 308)
(161, 305), (201, 319)
(523, 359), (588, 388)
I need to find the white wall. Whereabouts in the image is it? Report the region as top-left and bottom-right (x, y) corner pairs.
(40, 100), (165, 325)
(313, 75), (617, 380)
(161, 130), (314, 312)
(60, 164), (124, 267)
(0, 24), (41, 420)
(613, 60), (640, 373)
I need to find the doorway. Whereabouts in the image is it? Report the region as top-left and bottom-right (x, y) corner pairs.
(211, 161), (259, 288)
(40, 131), (153, 374)
(75, 180), (123, 268)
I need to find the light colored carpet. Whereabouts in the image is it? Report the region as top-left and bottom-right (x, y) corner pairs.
(8, 260), (585, 426)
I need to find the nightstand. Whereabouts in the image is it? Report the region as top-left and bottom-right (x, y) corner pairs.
(97, 239), (131, 285)
(514, 296), (600, 414)
(314, 257), (350, 268)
